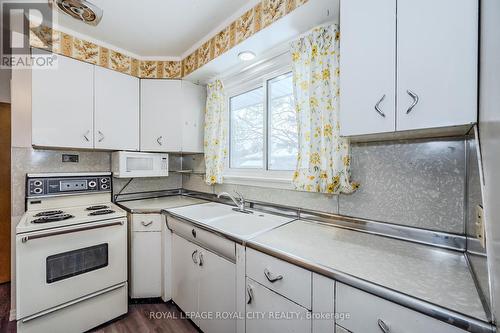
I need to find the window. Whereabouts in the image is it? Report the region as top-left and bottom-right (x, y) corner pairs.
(228, 71), (297, 173)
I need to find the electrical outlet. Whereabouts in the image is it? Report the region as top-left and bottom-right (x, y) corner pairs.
(475, 205), (485, 249)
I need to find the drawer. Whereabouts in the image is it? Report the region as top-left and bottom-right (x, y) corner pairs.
(131, 214), (163, 232)
(246, 277), (311, 333)
(246, 248), (312, 309)
(167, 216), (235, 261)
(336, 283), (467, 333)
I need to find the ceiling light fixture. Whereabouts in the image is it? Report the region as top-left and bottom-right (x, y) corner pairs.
(238, 51), (256, 61)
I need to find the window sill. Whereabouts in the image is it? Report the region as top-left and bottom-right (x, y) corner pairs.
(222, 174), (294, 190)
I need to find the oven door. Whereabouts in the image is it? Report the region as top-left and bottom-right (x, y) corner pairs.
(16, 218), (127, 319)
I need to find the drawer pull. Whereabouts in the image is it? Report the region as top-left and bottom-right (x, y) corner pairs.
(406, 89), (419, 114)
(191, 250), (199, 264)
(199, 251), (204, 267)
(264, 268), (283, 283)
(246, 284), (254, 304)
(191, 228), (197, 238)
(378, 319), (390, 333)
(141, 221), (153, 227)
(374, 94), (386, 118)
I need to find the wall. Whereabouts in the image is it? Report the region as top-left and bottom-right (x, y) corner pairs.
(478, 0), (500, 323)
(183, 137), (467, 234)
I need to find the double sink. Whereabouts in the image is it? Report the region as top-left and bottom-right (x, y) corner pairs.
(166, 202), (294, 241)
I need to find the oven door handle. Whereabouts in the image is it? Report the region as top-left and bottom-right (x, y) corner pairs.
(21, 282), (126, 323)
(20, 220), (124, 243)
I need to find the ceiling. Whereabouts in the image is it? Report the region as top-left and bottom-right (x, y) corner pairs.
(54, 0), (255, 59)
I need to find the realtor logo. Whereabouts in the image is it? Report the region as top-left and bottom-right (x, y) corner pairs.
(1, 0), (58, 69)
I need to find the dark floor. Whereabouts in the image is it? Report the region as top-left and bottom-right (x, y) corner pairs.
(0, 283), (15, 333)
(0, 282), (198, 333)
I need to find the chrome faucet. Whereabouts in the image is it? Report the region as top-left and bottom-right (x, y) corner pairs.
(217, 191), (252, 214)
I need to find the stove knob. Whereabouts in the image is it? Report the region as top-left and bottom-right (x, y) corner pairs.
(33, 188), (43, 194)
(101, 184), (109, 190)
(100, 178), (109, 184)
(88, 181), (97, 188)
(33, 180), (43, 187)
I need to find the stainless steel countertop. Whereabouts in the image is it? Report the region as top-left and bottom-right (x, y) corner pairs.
(247, 219), (492, 332)
(116, 195), (207, 214)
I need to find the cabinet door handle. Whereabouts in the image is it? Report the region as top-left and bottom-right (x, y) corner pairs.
(264, 268), (283, 283)
(191, 250), (198, 264)
(98, 131), (105, 142)
(246, 284), (254, 304)
(83, 130), (90, 142)
(198, 251), (204, 267)
(157, 136), (163, 145)
(406, 90), (419, 114)
(191, 228), (196, 238)
(141, 221), (153, 227)
(378, 319), (390, 333)
(374, 94), (386, 118)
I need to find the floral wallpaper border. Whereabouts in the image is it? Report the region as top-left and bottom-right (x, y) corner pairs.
(30, 0), (308, 79)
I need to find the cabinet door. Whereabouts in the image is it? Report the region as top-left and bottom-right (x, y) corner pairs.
(32, 53), (94, 148)
(140, 79), (182, 152)
(181, 81), (205, 153)
(130, 231), (162, 298)
(397, 0), (478, 131)
(339, 0), (396, 136)
(94, 66), (139, 150)
(198, 249), (236, 333)
(172, 234), (200, 325)
(246, 278), (311, 333)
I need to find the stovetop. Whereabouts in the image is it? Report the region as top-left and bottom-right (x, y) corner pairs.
(17, 202), (126, 234)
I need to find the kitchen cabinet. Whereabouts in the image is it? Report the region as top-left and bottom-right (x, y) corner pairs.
(339, 0), (396, 136)
(32, 53), (94, 149)
(198, 247), (236, 333)
(94, 66), (139, 150)
(140, 79), (182, 152)
(181, 81), (205, 153)
(396, 0), (477, 131)
(129, 214), (162, 298)
(141, 79), (205, 153)
(340, 0), (477, 137)
(172, 233), (200, 324)
(245, 277), (311, 333)
(336, 283), (467, 333)
(172, 233), (236, 333)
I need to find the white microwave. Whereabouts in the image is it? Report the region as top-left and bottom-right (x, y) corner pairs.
(112, 151), (169, 178)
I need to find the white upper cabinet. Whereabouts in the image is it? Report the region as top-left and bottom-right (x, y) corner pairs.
(340, 0), (397, 136)
(32, 53), (94, 149)
(181, 81), (205, 153)
(94, 66), (139, 150)
(140, 79), (182, 152)
(396, 0), (478, 131)
(340, 0), (478, 137)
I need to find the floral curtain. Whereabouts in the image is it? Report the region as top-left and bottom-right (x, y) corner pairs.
(291, 24), (358, 194)
(204, 80), (227, 185)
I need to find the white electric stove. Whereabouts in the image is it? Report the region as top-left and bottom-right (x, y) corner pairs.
(16, 172), (128, 333)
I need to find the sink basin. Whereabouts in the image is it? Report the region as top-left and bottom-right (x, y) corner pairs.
(167, 202), (295, 240)
(206, 211), (292, 239)
(167, 202), (236, 222)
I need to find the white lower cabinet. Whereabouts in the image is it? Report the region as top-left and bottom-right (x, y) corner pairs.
(336, 283), (467, 333)
(199, 248), (236, 333)
(172, 233), (236, 333)
(245, 277), (311, 333)
(129, 214), (162, 298)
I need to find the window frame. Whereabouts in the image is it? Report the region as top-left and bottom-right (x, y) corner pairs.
(223, 63), (295, 189)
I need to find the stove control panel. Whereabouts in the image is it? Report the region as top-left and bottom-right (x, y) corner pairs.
(27, 174), (112, 197)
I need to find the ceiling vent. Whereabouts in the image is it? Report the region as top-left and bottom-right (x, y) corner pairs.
(52, 0), (103, 26)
